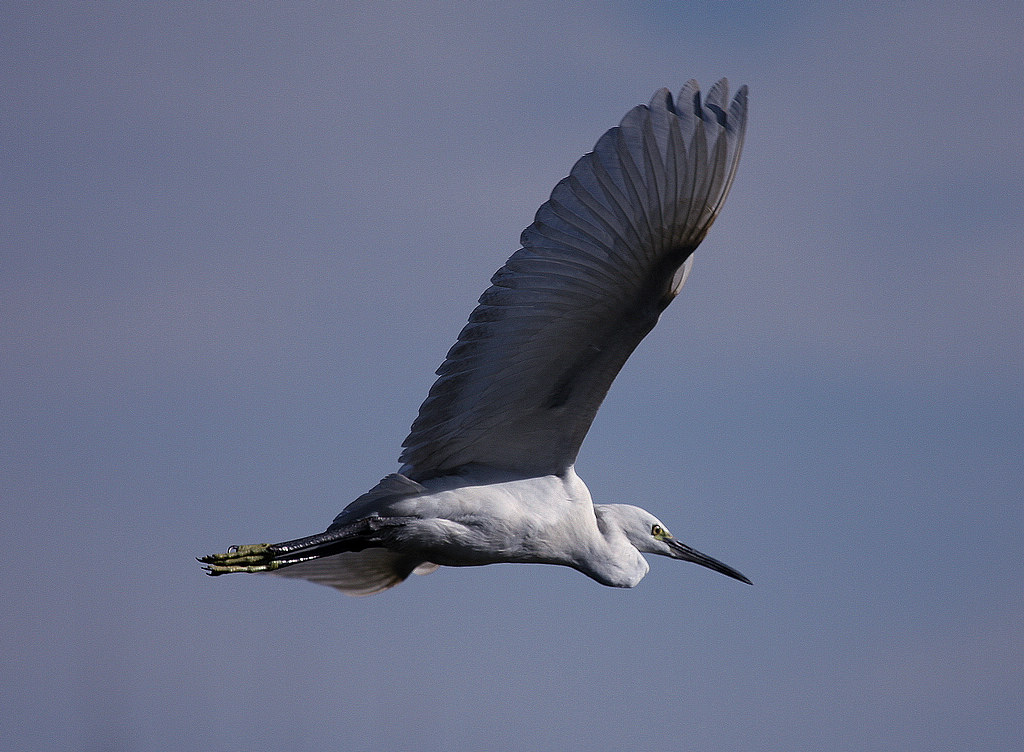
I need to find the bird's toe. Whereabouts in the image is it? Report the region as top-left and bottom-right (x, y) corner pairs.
(197, 543), (278, 574)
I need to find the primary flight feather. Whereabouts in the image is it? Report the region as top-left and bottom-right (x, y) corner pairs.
(201, 79), (750, 596)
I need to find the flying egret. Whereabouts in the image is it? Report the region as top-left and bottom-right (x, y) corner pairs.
(200, 79), (751, 595)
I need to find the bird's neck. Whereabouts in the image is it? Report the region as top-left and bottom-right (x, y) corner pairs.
(581, 504), (650, 588)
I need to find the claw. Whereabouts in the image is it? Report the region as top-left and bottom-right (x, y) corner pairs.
(202, 562), (281, 576)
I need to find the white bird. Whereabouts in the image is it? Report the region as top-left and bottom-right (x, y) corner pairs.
(200, 79), (750, 596)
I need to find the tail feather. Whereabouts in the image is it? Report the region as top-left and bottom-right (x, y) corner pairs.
(272, 548), (438, 596)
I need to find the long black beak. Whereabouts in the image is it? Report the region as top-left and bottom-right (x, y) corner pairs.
(667, 538), (752, 585)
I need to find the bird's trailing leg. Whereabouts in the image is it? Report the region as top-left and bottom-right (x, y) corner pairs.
(198, 518), (392, 576)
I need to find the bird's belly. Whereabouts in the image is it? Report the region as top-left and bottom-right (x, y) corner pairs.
(378, 472), (594, 568)
(392, 516), (561, 567)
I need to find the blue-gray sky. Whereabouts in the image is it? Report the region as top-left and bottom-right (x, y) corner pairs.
(3, 2), (1021, 750)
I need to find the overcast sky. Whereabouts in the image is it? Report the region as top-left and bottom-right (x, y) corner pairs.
(3, 2), (1021, 750)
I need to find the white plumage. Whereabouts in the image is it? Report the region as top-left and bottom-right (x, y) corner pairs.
(201, 79), (751, 596)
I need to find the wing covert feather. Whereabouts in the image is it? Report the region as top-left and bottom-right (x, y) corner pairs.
(399, 80), (747, 479)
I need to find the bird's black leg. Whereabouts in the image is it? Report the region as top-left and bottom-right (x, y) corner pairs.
(198, 518), (392, 576)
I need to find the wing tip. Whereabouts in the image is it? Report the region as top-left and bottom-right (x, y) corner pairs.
(646, 78), (748, 130)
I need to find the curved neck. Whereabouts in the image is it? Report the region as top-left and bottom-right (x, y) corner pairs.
(579, 505), (649, 588)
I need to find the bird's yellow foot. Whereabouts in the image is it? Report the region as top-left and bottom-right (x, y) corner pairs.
(198, 543), (281, 575)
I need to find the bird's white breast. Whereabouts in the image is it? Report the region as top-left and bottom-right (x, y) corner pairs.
(379, 468), (599, 568)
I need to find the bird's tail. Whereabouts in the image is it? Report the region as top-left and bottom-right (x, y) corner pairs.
(272, 549), (439, 596)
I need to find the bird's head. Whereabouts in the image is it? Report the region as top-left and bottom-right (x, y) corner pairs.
(601, 504), (751, 585)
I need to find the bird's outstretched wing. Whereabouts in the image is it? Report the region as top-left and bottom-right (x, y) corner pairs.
(399, 80), (747, 480)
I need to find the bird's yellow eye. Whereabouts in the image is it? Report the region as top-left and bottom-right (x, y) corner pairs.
(651, 524), (665, 538)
